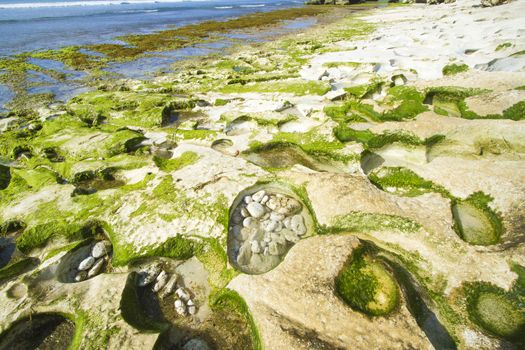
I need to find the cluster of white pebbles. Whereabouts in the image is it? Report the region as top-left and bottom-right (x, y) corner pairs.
(229, 190), (308, 273)
(136, 264), (197, 317)
(74, 240), (112, 282)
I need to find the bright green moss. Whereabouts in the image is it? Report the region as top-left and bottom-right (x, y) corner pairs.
(502, 101), (525, 120)
(442, 63), (469, 76)
(336, 246), (399, 316)
(331, 18), (376, 41)
(496, 42), (512, 51)
(322, 61), (362, 68)
(464, 282), (525, 343)
(0, 257), (37, 282)
(345, 81), (383, 99)
(329, 212), (421, 234)
(209, 289), (262, 350)
(368, 167), (451, 198)
(214, 98), (230, 106)
(334, 125), (375, 143)
(219, 79), (331, 96)
(451, 192), (503, 245)
(153, 151), (199, 172)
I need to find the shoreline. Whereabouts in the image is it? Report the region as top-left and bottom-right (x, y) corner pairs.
(0, 0), (524, 349)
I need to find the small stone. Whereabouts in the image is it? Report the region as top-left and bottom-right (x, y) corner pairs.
(175, 299), (187, 316)
(241, 208), (249, 218)
(260, 195), (269, 205)
(262, 212), (270, 220)
(282, 229), (300, 243)
(252, 190), (266, 203)
(91, 240), (112, 258)
(268, 241), (285, 256)
(160, 275), (178, 298)
(153, 271), (169, 292)
(246, 202), (265, 218)
(75, 271), (88, 282)
(176, 287), (191, 301)
(137, 265), (161, 287)
(87, 258), (105, 278)
(187, 300), (197, 315)
(291, 214), (307, 236)
(240, 227), (253, 240)
(244, 195), (253, 204)
(250, 240), (261, 254)
(263, 247), (269, 256)
(237, 241), (252, 265)
(243, 217), (256, 228)
(270, 212), (285, 222)
(182, 339), (211, 350)
(283, 217), (292, 229)
(78, 256), (95, 271)
(266, 197), (278, 211)
(231, 212), (243, 225)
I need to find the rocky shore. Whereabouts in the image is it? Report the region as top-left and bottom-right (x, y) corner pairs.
(0, 0), (524, 349)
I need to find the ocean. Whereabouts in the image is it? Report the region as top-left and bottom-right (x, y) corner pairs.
(0, 0), (303, 57)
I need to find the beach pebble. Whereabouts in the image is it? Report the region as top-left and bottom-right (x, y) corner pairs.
(246, 202), (265, 218)
(241, 208), (249, 218)
(243, 217), (256, 228)
(75, 271), (88, 282)
(282, 229), (300, 243)
(87, 258), (105, 278)
(78, 256), (95, 271)
(237, 242), (252, 265)
(252, 190), (266, 203)
(175, 299), (187, 316)
(244, 195), (253, 204)
(137, 265), (161, 287)
(91, 240), (112, 258)
(160, 275), (178, 298)
(153, 270), (169, 292)
(176, 287), (191, 301)
(260, 195), (269, 204)
(291, 214), (307, 235)
(270, 212), (285, 222)
(187, 299), (197, 315)
(250, 240), (261, 254)
(182, 339), (211, 350)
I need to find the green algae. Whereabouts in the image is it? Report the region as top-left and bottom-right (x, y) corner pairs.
(368, 167), (451, 198)
(451, 192), (503, 246)
(463, 282), (525, 343)
(442, 63), (469, 76)
(219, 79), (331, 96)
(329, 212), (421, 234)
(336, 246), (399, 316)
(209, 288), (262, 350)
(153, 151), (199, 172)
(0, 257), (37, 283)
(495, 42), (513, 51)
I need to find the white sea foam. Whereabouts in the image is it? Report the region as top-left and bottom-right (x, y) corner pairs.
(0, 0), (203, 9)
(214, 5), (233, 9)
(239, 4), (265, 7)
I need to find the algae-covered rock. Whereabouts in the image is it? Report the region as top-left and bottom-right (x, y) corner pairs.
(336, 246), (399, 316)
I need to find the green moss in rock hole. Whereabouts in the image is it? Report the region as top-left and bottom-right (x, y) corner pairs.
(219, 79), (331, 96)
(328, 212), (421, 234)
(0, 257), (37, 282)
(335, 246), (399, 316)
(451, 192), (503, 246)
(368, 167), (452, 198)
(463, 282), (525, 343)
(442, 63), (469, 76)
(153, 151), (200, 172)
(209, 288), (262, 350)
(496, 42), (512, 51)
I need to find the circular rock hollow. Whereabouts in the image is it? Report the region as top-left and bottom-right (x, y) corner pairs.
(211, 139), (236, 156)
(57, 239), (113, 283)
(124, 258), (254, 349)
(0, 313), (75, 350)
(242, 143), (341, 172)
(228, 185), (314, 274)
